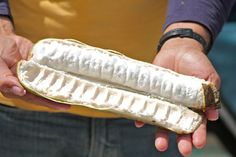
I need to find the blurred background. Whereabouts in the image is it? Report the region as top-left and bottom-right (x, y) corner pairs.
(192, 3), (236, 157)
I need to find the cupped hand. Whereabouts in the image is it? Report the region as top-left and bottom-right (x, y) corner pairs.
(136, 37), (220, 156)
(0, 34), (70, 110)
(153, 38), (220, 156)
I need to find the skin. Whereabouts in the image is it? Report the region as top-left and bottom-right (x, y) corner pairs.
(0, 17), (220, 156)
(136, 23), (221, 156)
(0, 17), (70, 110)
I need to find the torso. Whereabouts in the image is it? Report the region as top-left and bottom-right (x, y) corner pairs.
(5, 0), (167, 117)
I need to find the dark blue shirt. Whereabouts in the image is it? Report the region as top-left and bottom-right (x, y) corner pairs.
(0, 0), (11, 17)
(164, 0), (236, 40)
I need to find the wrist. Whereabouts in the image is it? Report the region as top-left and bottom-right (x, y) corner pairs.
(161, 37), (203, 53)
(0, 16), (15, 35)
(161, 22), (212, 54)
(164, 22), (211, 44)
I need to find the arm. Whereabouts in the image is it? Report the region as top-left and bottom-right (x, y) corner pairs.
(152, 0), (235, 156)
(0, 2), (70, 110)
(153, 24), (219, 156)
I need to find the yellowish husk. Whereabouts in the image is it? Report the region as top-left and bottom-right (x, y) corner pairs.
(16, 38), (220, 133)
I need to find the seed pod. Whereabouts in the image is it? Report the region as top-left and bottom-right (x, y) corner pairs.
(17, 38), (220, 133)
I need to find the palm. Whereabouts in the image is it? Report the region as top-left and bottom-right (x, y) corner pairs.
(152, 42), (220, 156)
(154, 48), (220, 86)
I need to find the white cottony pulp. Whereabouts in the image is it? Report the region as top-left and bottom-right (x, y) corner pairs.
(31, 39), (207, 109)
(18, 60), (202, 133)
(16, 39), (208, 133)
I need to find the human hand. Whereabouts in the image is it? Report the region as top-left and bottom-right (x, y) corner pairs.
(0, 18), (70, 110)
(144, 37), (220, 156)
(135, 22), (220, 156)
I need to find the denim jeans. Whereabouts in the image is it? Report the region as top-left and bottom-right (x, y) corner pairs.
(0, 105), (182, 157)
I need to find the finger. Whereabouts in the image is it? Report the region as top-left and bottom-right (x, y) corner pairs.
(155, 128), (169, 152)
(192, 118), (207, 149)
(0, 58), (25, 95)
(135, 121), (145, 128)
(206, 108), (219, 121)
(177, 134), (192, 157)
(206, 70), (221, 90)
(0, 54), (25, 96)
(0, 46), (25, 96)
(1, 85), (26, 97)
(0, 57), (15, 78)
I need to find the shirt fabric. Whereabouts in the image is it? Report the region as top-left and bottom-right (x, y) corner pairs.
(164, 0), (236, 40)
(0, 0), (235, 118)
(228, 3), (236, 21)
(0, 0), (235, 39)
(0, 0), (11, 17)
(0, 0), (167, 117)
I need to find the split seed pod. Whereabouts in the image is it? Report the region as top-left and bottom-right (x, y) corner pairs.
(17, 39), (220, 134)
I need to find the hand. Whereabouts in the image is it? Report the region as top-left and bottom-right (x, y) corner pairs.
(149, 37), (220, 156)
(0, 32), (70, 110)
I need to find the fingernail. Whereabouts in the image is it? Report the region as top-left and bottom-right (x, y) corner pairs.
(135, 121), (145, 128)
(208, 109), (219, 121)
(155, 138), (168, 152)
(11, 86), (26, 96)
